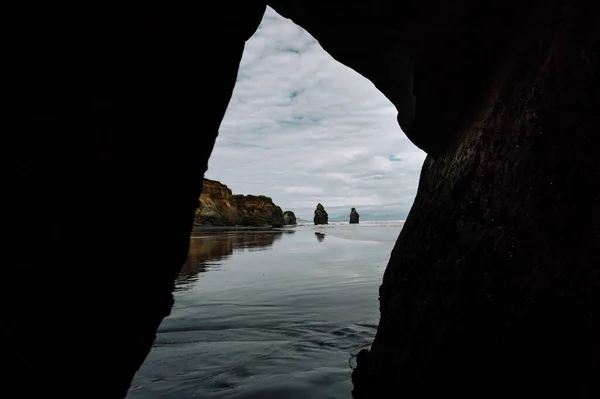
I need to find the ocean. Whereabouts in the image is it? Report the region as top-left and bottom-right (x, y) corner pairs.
(129, 221), (404, 399)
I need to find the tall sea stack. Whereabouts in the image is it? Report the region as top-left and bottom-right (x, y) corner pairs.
(313, 203), (328, 225)
(350, 208), (360, 224)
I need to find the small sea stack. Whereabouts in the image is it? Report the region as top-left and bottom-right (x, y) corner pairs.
(349, 207), (360, 224)
(283, 210), (297, 225)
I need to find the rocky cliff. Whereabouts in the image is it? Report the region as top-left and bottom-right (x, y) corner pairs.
(194, 179), (285, 227)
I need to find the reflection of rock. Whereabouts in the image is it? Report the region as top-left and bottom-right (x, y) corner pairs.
(350, 208), (360, 224)
(313, 203), (329, 225)
(194, 179), (286, 227)
(178, 229), (294, 286)
(283, 210), (297, 225)
(315, 232), (325, 242)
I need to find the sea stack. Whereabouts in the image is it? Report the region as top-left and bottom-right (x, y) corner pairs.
(283, 210), (297, 225)
(313, 203), (329, 225)
(349, 207), (360, 224)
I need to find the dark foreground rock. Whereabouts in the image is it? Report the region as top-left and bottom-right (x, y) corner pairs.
(7, 1), (599, 398)
(283, 210), (297, 225)
(313, 203), (329, 225)
(349, 208), (359, 224)
(352, 2), (600, 398)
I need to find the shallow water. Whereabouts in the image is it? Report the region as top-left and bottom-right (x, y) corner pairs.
(129, 221), (403, 399)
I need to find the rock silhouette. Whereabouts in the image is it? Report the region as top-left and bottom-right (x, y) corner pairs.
(7, 1), (600, 398)
(313, 203), (329, 225)
(349, 208), (360, 224)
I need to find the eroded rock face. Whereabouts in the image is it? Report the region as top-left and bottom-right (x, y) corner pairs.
(283, 211), (297, 225)
(349, 208), (359, 224)
(313, 203), (329, 225)
(195, 179), (284, 227)
(195, 179), (239, 226)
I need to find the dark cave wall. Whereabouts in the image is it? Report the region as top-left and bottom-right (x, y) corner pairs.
(5, 1), (266, 397)
(269, 0), (536, 157)
(353, 1), (600, 397)
(4, 0), (599, 398)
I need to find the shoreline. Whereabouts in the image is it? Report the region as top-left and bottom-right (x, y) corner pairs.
(192, 225), (297, 232)
(191, 220), (405, 232)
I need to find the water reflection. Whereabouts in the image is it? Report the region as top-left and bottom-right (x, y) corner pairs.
(315, 232), (325, 242)
(176, 229), (295, 288)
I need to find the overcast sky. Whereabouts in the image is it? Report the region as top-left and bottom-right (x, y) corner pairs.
(206, 7), (426, 220)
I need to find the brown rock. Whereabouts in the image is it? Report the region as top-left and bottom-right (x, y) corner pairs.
(194, 179), (284, 227)
(194, 179), (240, 226)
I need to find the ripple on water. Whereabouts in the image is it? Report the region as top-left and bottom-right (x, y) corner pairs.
(131, 224), (399, 398)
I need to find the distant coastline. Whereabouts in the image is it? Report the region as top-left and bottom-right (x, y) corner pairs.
(196, 178), (405, 228)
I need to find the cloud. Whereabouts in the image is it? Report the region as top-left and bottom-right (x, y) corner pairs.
(206, 7), (426, 220)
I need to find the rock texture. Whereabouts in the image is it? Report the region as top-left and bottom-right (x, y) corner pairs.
(283, 211), (297, 225)
(194, 178), (285, 228)
(349, 208), (359, 224)
(313, 203), (329, 225)
(7, 0), (599, 398)
(352, 1), (600, 398)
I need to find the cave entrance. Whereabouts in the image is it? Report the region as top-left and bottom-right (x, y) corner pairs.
(207, 6), (426, 223)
